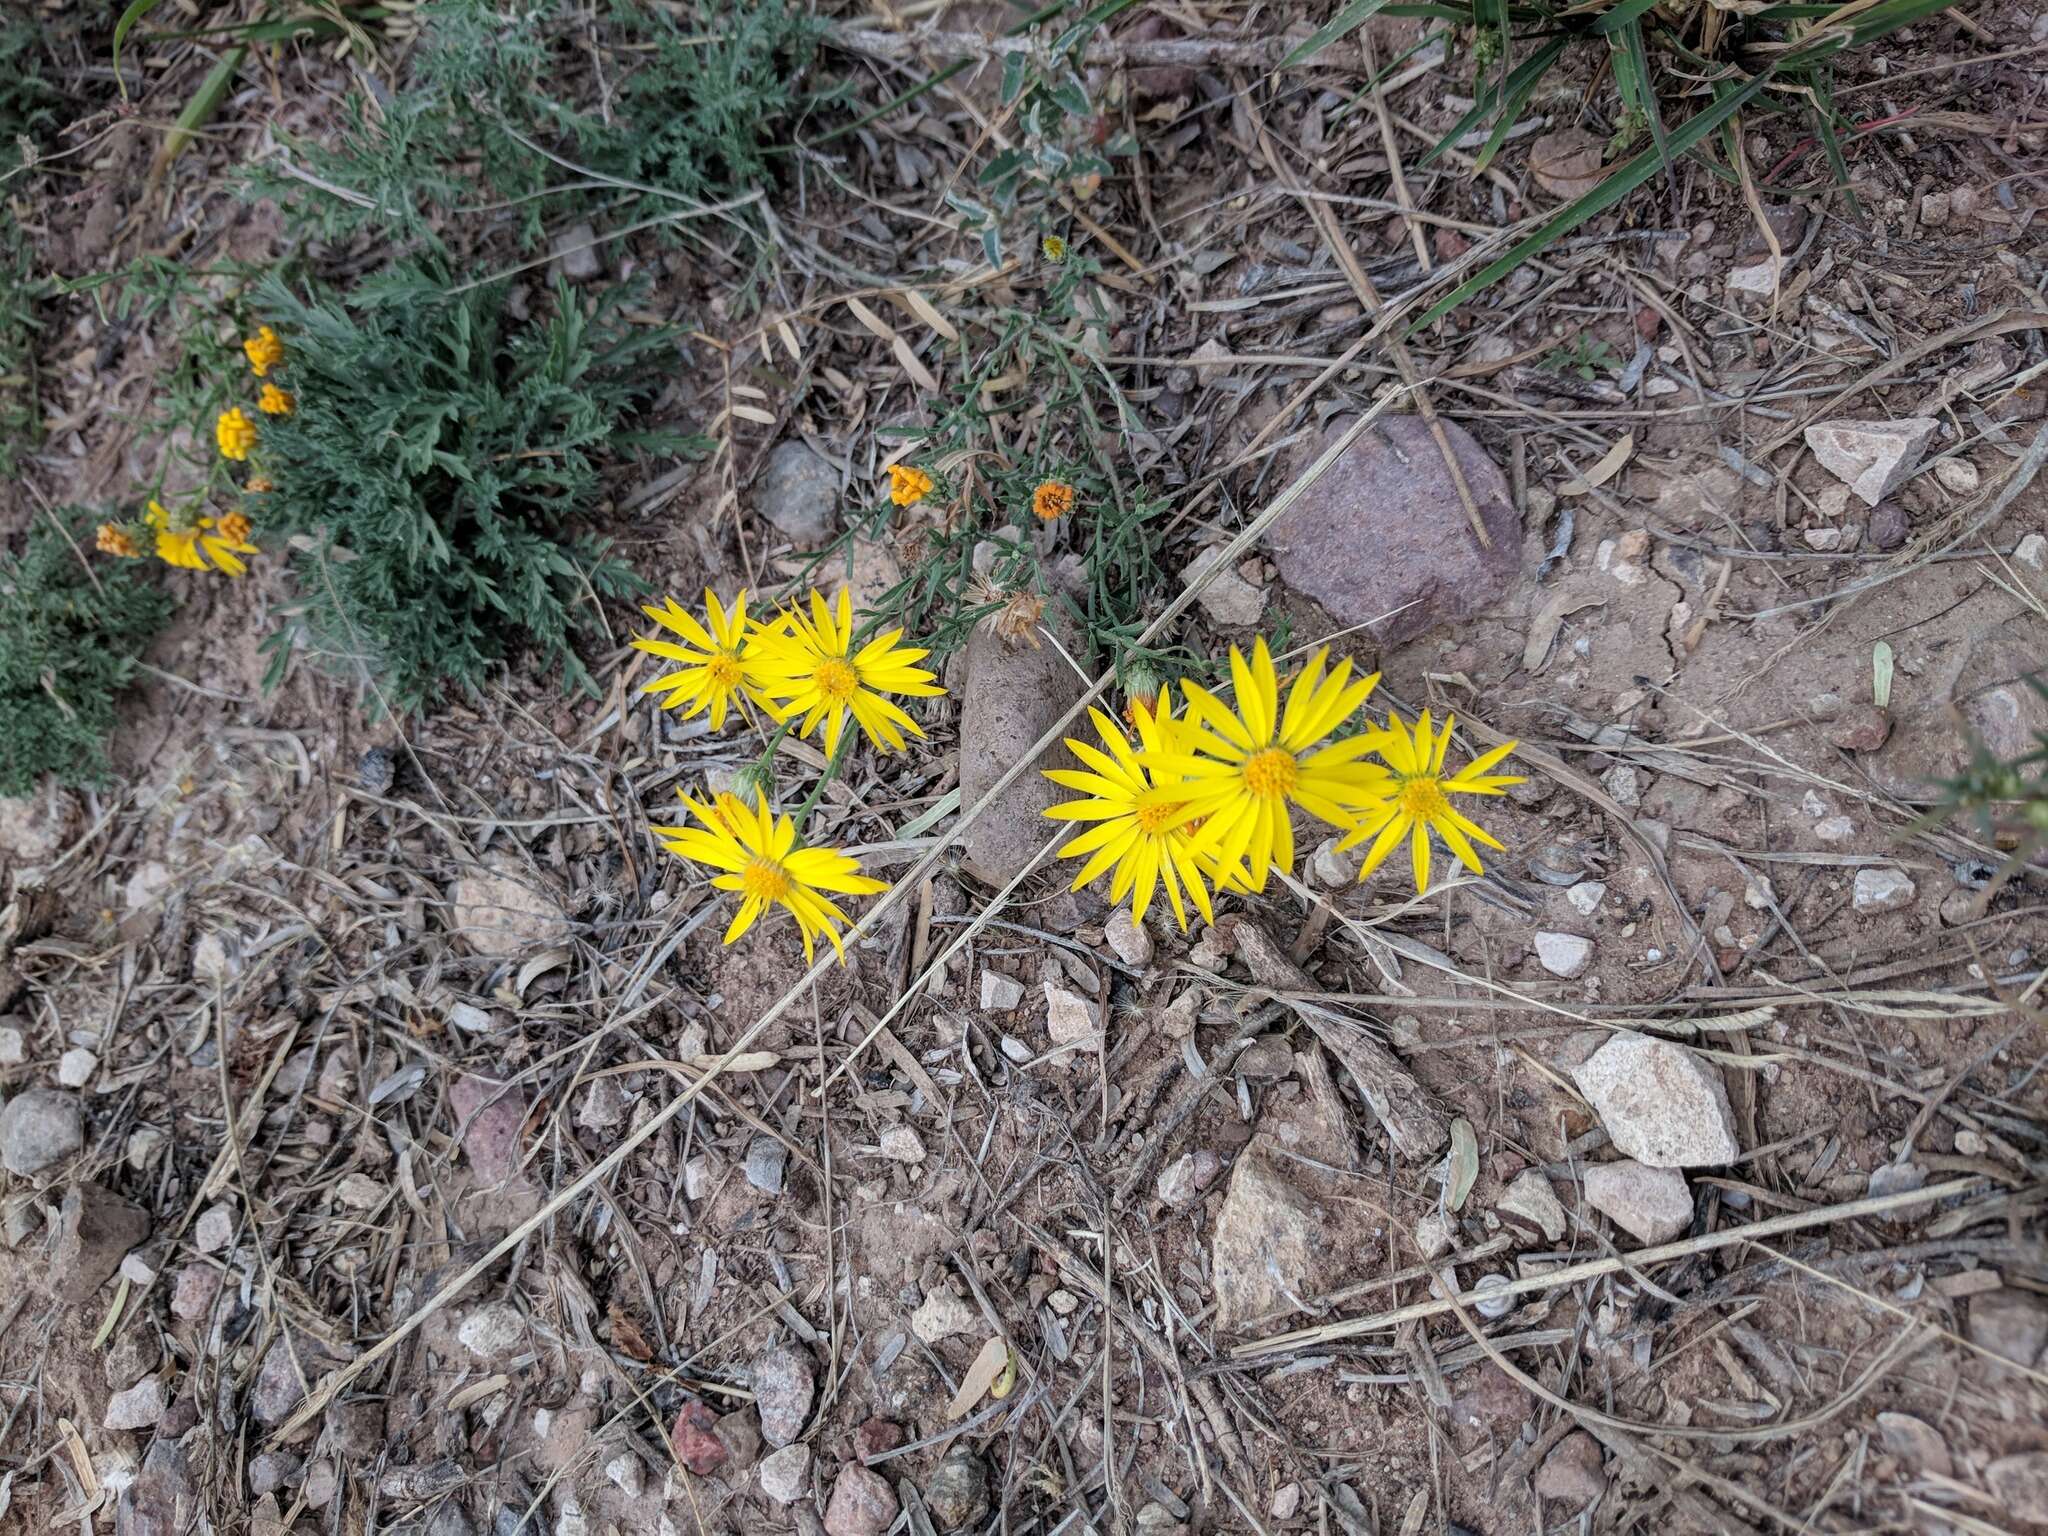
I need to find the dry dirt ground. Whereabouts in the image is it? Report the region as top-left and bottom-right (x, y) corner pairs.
(2, 4), (2047, 1535)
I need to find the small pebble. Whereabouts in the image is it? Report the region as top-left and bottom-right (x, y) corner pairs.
(1932, 457), (1979, 494)
(58, 1048), (97, 1088)
(744, 1136), (788, 1195)
(978, 971), (1025, 1011)
(1565, 881), (1605, 917)
(1103, 908), (1154, 967)
(1534, 931), (1593, 979)
(1853, 867), (1917, 914)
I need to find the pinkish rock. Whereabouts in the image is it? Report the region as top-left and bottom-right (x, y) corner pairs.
(172, 1263), (221, 1322)
(1268, 415), (1521, 645)
(824, 1464), (899, 1536)
(672, 1400), (726, 1476)
(854, 1418), (905, 1463)
(1825, 704), (1891, 753)
(448, 1075), (526, 1185)
(1534, 1429), (1607, 1506)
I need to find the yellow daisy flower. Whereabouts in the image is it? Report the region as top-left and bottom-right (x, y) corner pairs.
(887, 463), (934, 506)
(631, 589), (770, 729)
(147, 500), (259, 577)
(750, 588), (945, 758)
(1042, 692), (1233, 932)
(216, 407), (257, 461)
(243, 325), (285, 377)
(654, 789), (886, 962)
(257, 383), (294, 416)
(96, 523), (140, 558)
(1143, 639), (1390, 892)
(1041, 234), (1068, 263)
(1032, 479), (1075, 521)
(1338, 711), (1523, 893)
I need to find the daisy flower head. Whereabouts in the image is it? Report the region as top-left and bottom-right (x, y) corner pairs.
(1041, 234), (1068, 263)
(887, 463), (934, 507)
(1042, 690), (1226, 932)
(750, 588), (944, 757)
(147, 499), (259, 577)
(1145, 638), (1391, 892)
(632, 589), (768, 729)
(215, 407), (257, 461)
(257, 383), (294, 416)
(654, 789), (886, 963)
(1032, 479), (1076, 521)
(1338, 711), (1523, 893)
(243, 325), (284, 377)
(96, 523), (140, 559)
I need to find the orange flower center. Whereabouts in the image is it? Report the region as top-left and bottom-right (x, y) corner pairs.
(1399, 776), (1450, 821)
(741, 856), (793, 902)
(1135, 799), (1184, 836)
(1242, 747), (1298, 799)
(814, 657), (859, 704)
(706, 653), (745, 689)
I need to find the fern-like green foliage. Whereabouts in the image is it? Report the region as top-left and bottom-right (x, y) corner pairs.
(246, 0), (826, 247)
(0, 518), (172, 797)
(248, 266), (704, 713)
(0, 12), (60, 150)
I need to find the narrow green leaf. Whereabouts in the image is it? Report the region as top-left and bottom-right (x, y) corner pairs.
(111, 0), (164, 99)
(162, 45), (246, 164)
(1590, 0), (1664, 34)
(1407, 67), (1774, 332)
(1810, 73), (1862, 217)
(1422, 36), (1565, 169)
(1620, 20), (1671, 174)
(1282, 0), (1399, 67)
(1472, 37), (1569, 173)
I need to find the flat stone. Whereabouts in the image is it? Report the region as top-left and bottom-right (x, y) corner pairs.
(1726, 257), (1784, 297)
(46, 1182), (151, 1303)
(0, 785), (75, 864)
(248, 1451), (302, 1498)
(714, 1409), (762, 1471)
(250, 1339), (319, 1426)
(671, 1400), (725, 1475)
(823, 1465), (899, 1536)
(57, 1047), (97, 1087)
(1987, 1453), (2048, 1524)
(1155, 1150), (1221, 1209)
(0, 1025), (22, 1066)
(758, 1444), (812, 1504)
(1572, 1035), (1739, 1167)
(1529, 128), (1606, 199)
(448, 1075), (527, 1186)
(1852, 867), (1917, 914)
(910, 1288), (979, 1343)
(1803, 418), (1938, 507)
(1534, 1430), (1607, 1507)
(1211, 1146), (1339, 1331)
(1875, 1412), (1951, 1477)
(1104, 908), (1154, 967)
(1414, 1209), (1455, 1260)
(2016, 532), (2047, 570)
(195, 1202), (235, 1254)
(1566, 881), (1606, 917)
(753, 1347), (815, 1448)
(1310, 837), (1357, 888)
(105, 1376), (166, 1430)
(458, 1301), (525, 1360)
(745, 1135), (788, 1195)
(171, 1263), (221, 1321)
(1583, 1160), (1692, 1244)
(1534, 931), (1592, 979)
(1968, 1289), (2048, 1367)
(1933, 456), (1979, 494)
(878, 1126), (924, 1164)
(753, 440), (842, 546)
(0, 1086), (84, 1175)
(1268, 415), (1522, 645)
(1179, 547), (1266, 627)
(1814, 816), (1856, 842)
(1043, 979), (1096, 1046)
(1826, 703), (1891, 752)
(957, 620), (1085, 885)
(550, 221), (602, 283)
(449, 863), (569, 959)
(978, 970), (1025, 1011)
(1496, 1169), (1566, 1243)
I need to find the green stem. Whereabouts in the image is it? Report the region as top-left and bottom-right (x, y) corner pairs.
(794, 731), (854, 834)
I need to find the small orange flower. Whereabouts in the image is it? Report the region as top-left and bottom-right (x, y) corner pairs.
(1032, 479), (1076, 521)
(243, 325), (284, 377)
(887, 463), (934, 506)
(257, 383), (293, 416)
(246, 476), (275, 493)
(216, 407), (257, 461)
(96, 523), (140, 558)
(218, 510), (254, 545)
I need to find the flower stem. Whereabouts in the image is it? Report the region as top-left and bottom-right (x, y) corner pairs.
(794, 731), (853, 834)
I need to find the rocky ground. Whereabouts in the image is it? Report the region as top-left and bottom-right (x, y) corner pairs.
(4, 4), (2048, 1535)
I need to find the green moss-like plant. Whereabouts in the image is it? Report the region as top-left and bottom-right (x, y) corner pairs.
(0, 518), (172, 796)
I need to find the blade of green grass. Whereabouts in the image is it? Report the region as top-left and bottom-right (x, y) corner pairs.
(1615, 19), (1671, 171)
(111, 0), (164, 100)
(1408, 66), (1774, 332)
(1423, 36), (1566, 169)
(1283, 0), (1402, 67)
(161, 43), (245, 164)
(1471, 37), (1569, 172)
(1809, 71), (1863, 217)
(1590, 0), (1665, 32)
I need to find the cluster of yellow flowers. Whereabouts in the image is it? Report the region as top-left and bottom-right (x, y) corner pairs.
(637, 587), (944, 962)
(97, 326), (286, 578)
(1041, 639), (1523, 930)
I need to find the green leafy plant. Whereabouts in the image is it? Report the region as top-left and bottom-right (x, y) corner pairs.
(0, 517), (173, 796)
(245, 0), (828, 251)
(1541, 333), (1621, 381)
(244, 265), (705, 712)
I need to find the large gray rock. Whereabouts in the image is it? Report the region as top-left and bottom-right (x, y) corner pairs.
(925, 1448), (991, 1532)
(752, 1347), (815, 1448)
(957, 622), (1085, 885)
(753, 440), (842, 546)
(1210, 1145), (1339, 1332)
(448, 863), (569, 959)
(1267, 415), (1522, 645)
(46, 1182), (151, 1303)
(1571, 1035), (1739, 1167)
(823, 1465), (898, 1536)
(1583, 1159), (1692, 1244)
(1968, 1289), (2048, 1368)
(0, 1087), (84, 1175)
(1988, 1453), (2048, 1525)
